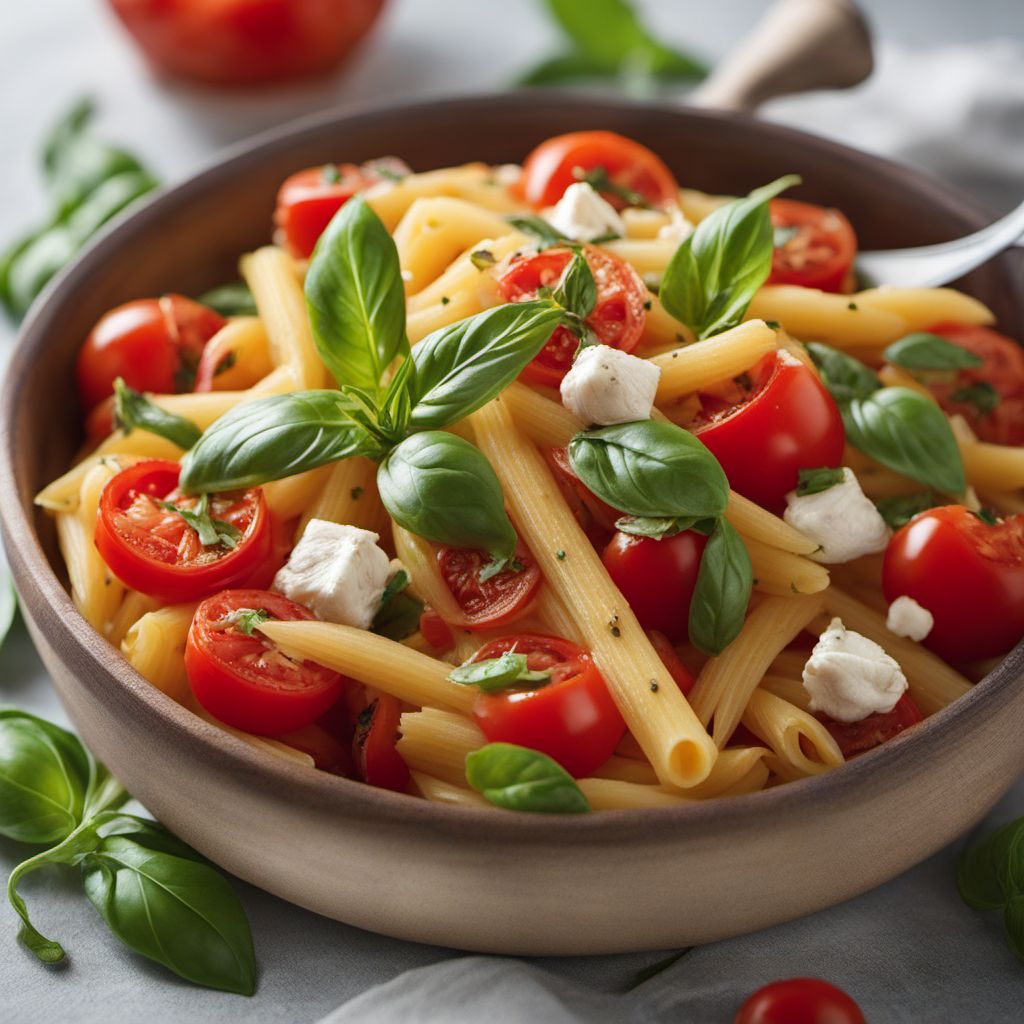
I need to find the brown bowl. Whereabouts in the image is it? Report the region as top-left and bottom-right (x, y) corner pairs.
(3, 94), (1023, 955)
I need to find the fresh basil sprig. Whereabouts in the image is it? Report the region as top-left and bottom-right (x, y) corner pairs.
(807, 342), (966, 496)
(796, 466), (845, 497)
(552, 249), (597, 337)
(883, 332), (984, 371)
(958, 818), (1024, 962)
(114, 378), (201, 450)
(198, 281), (258, 317)
(465, 743), (590, 813)
(450, 652), (551, 692)
(659, 175), (800, 339)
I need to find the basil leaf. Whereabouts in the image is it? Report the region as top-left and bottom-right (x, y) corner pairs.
(614, 514), (700, 540)
(874, 491), (940, 530)
(505, 214), (566, 248)
(688, 518), (753, 656)
(843, 388), (966, 495)
(0, 710), (91, 844)
(450, 652), (551, 692)
(179, 391), (381, 494)
(1005, 896), (1024, 962)
(159, 494), (241, 549)
(796, 466), (845, 497)
(568, 420), (728, 520)
(660, 175), (799, 339)
(80, 834), (256, 995)
(372, 575), (423, 642)
(465, 743), (591, 813)
(198, 281), (257, 317)
(806, 342), (880, 402)
(951, 381), (1000, 415)
(114, 378), (201, 450)
(577, 166), (652, 211)
(305, 196), (408, 393)
(407, 300), (564, 431)
(883, 332), (983, 371)
(553, 249), (597, 319)
(957, 820), (1024, 912)
(378, 432), (517, 570)
(377, 355), (417, 440)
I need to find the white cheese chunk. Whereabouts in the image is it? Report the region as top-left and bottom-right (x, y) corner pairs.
(547, 182), (625, 242)
(560, 344), (661, 425)
(783, 468), (891, 564)
(272, 519), (391, 630)
(886, 595), (935, 642)
(803, 617), (908, 722)
(656, 205), (695, 242)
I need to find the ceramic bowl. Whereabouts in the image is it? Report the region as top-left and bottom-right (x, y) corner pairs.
(3, 94), (1023, 955)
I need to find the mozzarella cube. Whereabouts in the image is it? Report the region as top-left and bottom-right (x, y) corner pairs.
(886, 595), (935, 642)
(803, 617), (908, 722)
(783, 468), (891, 564)
(560, 344), (661, 425)
(272, 519), (391, 629)
(547, 182), (625, 242)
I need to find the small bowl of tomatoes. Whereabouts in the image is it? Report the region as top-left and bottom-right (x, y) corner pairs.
(2, 93), (1023, 956)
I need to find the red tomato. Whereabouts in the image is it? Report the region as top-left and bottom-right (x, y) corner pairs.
(94, 459), (273, 603)
(186, 589), (345, 735)
(438, 540), (542, 631)
(76, 295), (225, 412)
(692, 351), (845, 512)
(107, 0), (387, 87)
(818, 693), (923, 758)
(919, 322), (1024, 445)
(602, 529), (708, 645)
(497, 246), (647, 387)
(647, 630), (696, 696)
(767, 198), (858, 293)
(520, 131), (679, 210)
(353, 694), (410, 792)
(882, 505), (1024, 663)
(470, 634), (625, 777)
(277, 723), (353, 775)
(735, 977), (865, 1024)
(418, 608), (454, 651)
(545, 446), (620, 546)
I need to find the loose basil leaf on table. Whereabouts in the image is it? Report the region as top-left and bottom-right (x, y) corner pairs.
(377, 432), (518, 574)
(687, 518), (753, 656)
(114, 378), (202, 450)
(406, 299), (563, 431)
(568, 420), (729, 521)
(659, 175), (800, 340)
(449, 652), (551, 692)
(882, 332), (984, 371)
(465, 743), (591, 813)
(305, 196), (408, 394)
(198, 281), (258, 318)
(180, 391), (382, 493)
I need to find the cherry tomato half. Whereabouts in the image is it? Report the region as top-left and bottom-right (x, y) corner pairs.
(602, 529), (708, 645)
(767, 198), (858, 293)
(882, 505), (1024, 663)
(920, 322), (1024, 446)
(520, 131), (679, 210)
(735, 977), (865, 1024)
(497, 246), (647, 388)
(95, 459), (272, 603)
(545, 446), (621, 547)
(692, 351), (845, 512)
(818, 692), (924, 758)
(107, 0), (387, 87)
(353, 694), (410, 793)
(186, 589), (346, 735)
(438, 540), (542, 631)
(76, 295), (226, 411)
(471, 634), (624, 777)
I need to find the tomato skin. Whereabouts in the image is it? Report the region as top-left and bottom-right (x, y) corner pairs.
(95, 459), (273, 603)
(438, 540), (542, 631)
(882, 505), (1024, 663)
(275, 165), (371, 259)
(353, 694), (410, 793)
(735, 977), (865, 1024)
(496, 246), (647, 387)
(277, 723), (353, 776)
(693, 351), (845, 512)
(602, 530), (708, 645)
(419, 608), (454, 651)
(471, 634), (625, 777)
(107, 0), (386, 87)
(186, 589), (345, 735)
(520, 131), (679, 210)
(818, 692), (923, 758)
(767, 198), (858, 293)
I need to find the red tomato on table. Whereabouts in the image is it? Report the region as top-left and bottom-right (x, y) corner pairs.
(437, 540), (542, 632)
(352, 694), (410, 793)
(94, 459), (273, 602)
(882, 505), (1024, 663)
(767, 198), (858, 293)
(107, 0), (387, 87)
(735, 977), (865, 1024)
(520, 131), (679, 210)
(818, 692), (923, 758)
(470, 634), (624, 777)
(186, 589), (345, 735)
(496, 246), (647, 388)
(692, 351), (845, 513)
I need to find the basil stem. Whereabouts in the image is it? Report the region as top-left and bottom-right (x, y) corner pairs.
(465, 743), (591, 813)
(688, 518), (753, 656)
(114, 378), (202, 450)
(882, 332), (983, 371)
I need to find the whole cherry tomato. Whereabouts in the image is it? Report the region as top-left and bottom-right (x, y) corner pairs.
(768, 198), (858, 293)
(735, 977), (865, 1024)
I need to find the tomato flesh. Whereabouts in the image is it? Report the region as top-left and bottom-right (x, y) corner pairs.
(882, 505), (1024, 663)
(692, 351), (845, 513)
(438, 540), (542, 631)
(767, 198), (858, 293)
(818, 693), (923, 758)
(471, 634), (624, 777)
(353, 694), (410, 793)
(735, 977), (865, 1024)
(186, 589), (346, 735)
(497, 246), (647, 387)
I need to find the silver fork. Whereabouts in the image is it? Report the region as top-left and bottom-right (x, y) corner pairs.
(856, 198), (1024, 288)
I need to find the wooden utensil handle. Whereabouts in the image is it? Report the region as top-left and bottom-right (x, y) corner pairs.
(693, 0), (874, 113)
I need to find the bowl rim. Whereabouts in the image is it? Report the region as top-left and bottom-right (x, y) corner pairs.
(2, 90), (1022, 844)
